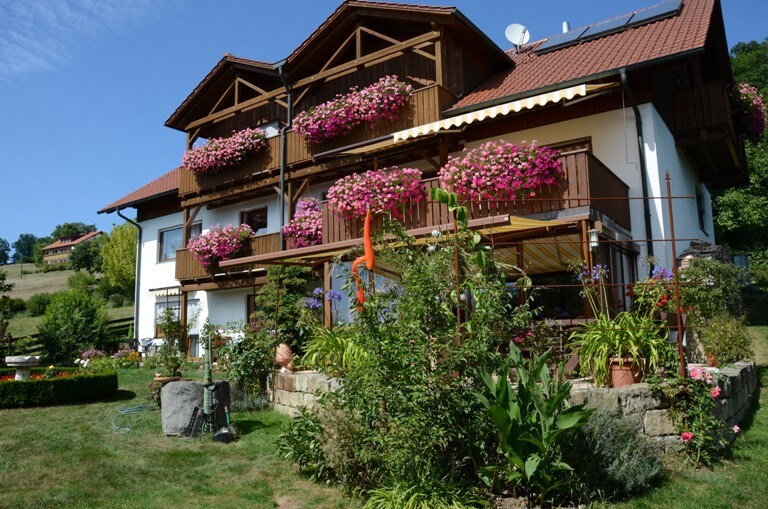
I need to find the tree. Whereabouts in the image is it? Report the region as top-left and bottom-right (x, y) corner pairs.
(101, 223), (137, 295)
(731, 38), (768, 97)
(11, 233), (37, 263)
(0, 270), (13, 294)
(0, 238), (9, 265)
(50, 222), (96, 240)
(70, 236), (104, 274)
(38, 290), (109, 362)
(32, 237), (53, 268)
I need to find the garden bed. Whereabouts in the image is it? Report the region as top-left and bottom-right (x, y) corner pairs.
(270, 370), (339, 416)
(570, 361), (758, 445)
(0, 367), (118, 409)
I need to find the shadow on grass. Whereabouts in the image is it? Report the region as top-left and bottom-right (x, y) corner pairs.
(744, 285), (768, 326)
(233, 416), (279, 435)
(737, 365), (766, 436)
(112, 389), (138, 401)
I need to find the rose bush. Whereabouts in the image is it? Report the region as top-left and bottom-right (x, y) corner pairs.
(733, 83), (766, 143)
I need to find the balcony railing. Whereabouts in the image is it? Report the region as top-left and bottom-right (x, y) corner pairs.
(176, 232), (280, 281)
(178, 84), (456, 201)
(321, 149), (630, 245)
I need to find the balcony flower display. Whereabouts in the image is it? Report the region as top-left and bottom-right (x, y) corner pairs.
(293, 75), (413, 144)
(733, 83), (766, 142)
(327, 166), (425, 220)
(187, 223), (253, 268)
(282, 197), (323, 248)
(438, 140), (564, 202)
(182, 127), (268, 175)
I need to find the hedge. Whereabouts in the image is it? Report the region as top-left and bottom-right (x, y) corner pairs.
(0, 368), (118, 409)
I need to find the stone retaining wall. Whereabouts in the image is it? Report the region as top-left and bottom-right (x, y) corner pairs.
(570, 362), (758, 445)
(270, 371), (339, 416)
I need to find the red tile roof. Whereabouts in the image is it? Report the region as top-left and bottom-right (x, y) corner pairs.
(99, 167), (180, 214)
(42, 231), (104, 252)
(450, 0), (713, 111)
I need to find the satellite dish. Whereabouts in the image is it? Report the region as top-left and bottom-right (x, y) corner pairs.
(505, 23), (530, 49)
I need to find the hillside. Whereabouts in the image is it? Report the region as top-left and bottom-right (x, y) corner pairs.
(2, 263), (77, 301)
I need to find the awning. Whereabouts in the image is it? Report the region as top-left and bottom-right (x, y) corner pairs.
(149, 286), (182, 298)
(393, 83), (617, 143)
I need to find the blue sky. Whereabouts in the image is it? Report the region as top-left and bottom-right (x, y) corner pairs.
(0, 0), (764, 253)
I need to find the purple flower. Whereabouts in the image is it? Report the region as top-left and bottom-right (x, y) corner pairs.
(326, 289), (342, 302)
(303, 297), (322, 310)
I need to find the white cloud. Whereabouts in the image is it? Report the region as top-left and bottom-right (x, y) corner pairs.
(0, 0), (156, 80)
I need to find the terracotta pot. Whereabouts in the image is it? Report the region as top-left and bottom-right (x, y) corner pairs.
(609, 358), (642, 388)
(275, 343), (295, 371)
(706, 352), (718, 367)
(153, 376), (182, 384)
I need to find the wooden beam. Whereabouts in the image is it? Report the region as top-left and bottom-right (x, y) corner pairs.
(359, 26), (435, 61)
(321, 31), (357, 73)
(356, 24), (362, 60)
(181, 276), (268, 293)
(208, 81), (235, 118)
(417, 150), (440, 170)
(185, 30), (440, 131)
(433, 24), (444, 88)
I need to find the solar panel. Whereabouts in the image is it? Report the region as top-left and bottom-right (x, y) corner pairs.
(629, 0), (682, 26)
(535, 0), (682, 55)
(580, 12), (634, 41)
(536, 25), (588, 53)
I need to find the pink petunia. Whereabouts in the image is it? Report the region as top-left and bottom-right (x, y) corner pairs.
(681, 432), (694, 443)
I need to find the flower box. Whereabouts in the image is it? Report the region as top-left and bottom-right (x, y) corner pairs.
(182, 127), (268, 175)
(327, 166), (425, 220)
(187, 224), (253, 268)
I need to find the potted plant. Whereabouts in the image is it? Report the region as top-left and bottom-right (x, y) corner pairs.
(182, 127), (267, 175)
(187, 223), (253, 269)
(573, 311), (670, 387)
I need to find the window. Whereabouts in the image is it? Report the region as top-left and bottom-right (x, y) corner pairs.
(159, 223), (201, 261)
(241, 207), (268, 234)
(260, 120), (280, 139)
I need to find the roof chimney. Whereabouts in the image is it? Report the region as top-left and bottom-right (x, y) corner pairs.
(562, 21), (571, 33)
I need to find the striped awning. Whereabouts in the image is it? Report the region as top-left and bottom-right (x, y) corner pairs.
(149, 286), (181, 298)
(393, 83), (616, 143)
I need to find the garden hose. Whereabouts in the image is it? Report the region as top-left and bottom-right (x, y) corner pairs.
(111, 404), (151, 434)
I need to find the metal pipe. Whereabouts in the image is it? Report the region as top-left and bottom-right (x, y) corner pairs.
(277, 62), (293, 250)
(117, 209), (142, 344)
(620, 68), (655, 274)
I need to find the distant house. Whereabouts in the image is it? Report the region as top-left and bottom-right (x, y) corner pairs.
(100, 0), (747, 354)
(41, 231), (104, 266)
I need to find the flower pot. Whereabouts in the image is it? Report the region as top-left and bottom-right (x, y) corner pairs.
(609, 358), (642, 387)
(153, 376), (182, 384)
(706, 352), (718, 367)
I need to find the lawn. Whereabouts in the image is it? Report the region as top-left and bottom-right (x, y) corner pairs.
(600, 289), (768, 509)
(0, 368), (358, 509)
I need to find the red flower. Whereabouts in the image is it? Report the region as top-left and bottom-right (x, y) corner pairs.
(681, 432), (694, 443)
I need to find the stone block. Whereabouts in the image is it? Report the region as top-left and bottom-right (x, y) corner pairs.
(161, 380), (230, 435)
(644, 409), (675, 436)
(618, 384), (665, 415)
(622, 413), (644, 433)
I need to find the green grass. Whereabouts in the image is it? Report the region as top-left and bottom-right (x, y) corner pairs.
(6, 305), (134, 338)
(597, 290), (768, 509)
(2, 262), (77, 301)
(0, 368), (358, 509)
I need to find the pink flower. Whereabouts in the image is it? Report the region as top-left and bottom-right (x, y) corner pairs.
(182, 128), (267, 174)
(327, 166), (425, 219)
(690, 368), (703, 381)
(681, 432), (694, 443)
(282, 197), (323, 248)
(733, 424), (741, 435)
(711, 386), (721, 399)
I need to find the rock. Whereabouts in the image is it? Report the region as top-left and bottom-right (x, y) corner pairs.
(161, 380), (230, 436)
(644, 409), (675, 436)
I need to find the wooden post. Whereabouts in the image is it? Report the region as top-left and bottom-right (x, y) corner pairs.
(180, 291), (189, 356)
(666, 173), (687, 379)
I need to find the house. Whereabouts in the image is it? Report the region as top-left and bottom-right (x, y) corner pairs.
(99, 0), (746, 353)
(41, 231), (104, 266)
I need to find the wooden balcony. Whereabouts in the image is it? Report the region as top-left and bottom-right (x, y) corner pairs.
(672, 81), (747, 186)
(175, 232), (280, 281)
(178, 84), (456, 203)
(321, 149), (631, 245)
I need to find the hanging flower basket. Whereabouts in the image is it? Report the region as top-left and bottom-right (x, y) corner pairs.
(437, 140), (564, 202)
(733, 83), (766, 143)
(282, 197), (323, 248)
(327, 166), (425, 220)
(187, 224), (253, 268)
(293, 75), (413, 144)
(182, 127), (268, 175)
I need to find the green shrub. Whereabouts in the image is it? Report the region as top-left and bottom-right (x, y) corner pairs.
(565, 409), (662, 499)
(0, 296), (26, 316)
(216, 321), (274, 394)
(0, 368), (118, 409)
(278, 407), (329, 481)
(38, 290), (110, 362)
(107, 293), (125, 308)
(26, 292), (54, 316)
(67, 270), (98, 292)
(698, 313), (753, 365)
(364, 481), (489, 509)
(680, 258), (744, 319)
